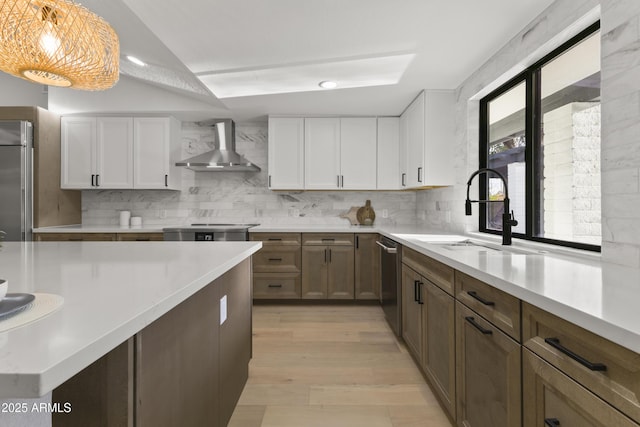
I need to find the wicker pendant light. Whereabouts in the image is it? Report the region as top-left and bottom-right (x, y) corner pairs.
(0, 0), (119, 90)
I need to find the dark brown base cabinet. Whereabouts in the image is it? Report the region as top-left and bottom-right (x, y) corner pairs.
(354, 233), (380, 300)
(401, 259), (456, 421)
(455, 301), (521, 427)
(523, 349), (639, 427)
(52, 259), (252, 427)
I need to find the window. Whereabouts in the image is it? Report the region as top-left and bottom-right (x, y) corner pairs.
(479, 22), (601, 251)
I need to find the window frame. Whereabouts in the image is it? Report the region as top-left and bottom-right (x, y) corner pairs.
(478, 21), (601, 252)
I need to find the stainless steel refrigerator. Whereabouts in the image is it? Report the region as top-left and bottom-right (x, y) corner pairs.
(0, 121), (33, 241)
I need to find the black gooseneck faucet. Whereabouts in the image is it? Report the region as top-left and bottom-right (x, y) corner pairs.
(465, 168), (518, 245)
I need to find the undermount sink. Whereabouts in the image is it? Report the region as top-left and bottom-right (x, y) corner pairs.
(434, 240), (542, 255)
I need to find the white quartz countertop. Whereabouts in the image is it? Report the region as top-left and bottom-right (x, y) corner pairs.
(33, 224), (167, 233)
(0, 241), (261, 398)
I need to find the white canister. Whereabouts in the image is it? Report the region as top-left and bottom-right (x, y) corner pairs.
(130, 216), (142, 227)
(119, 211), (131, 227)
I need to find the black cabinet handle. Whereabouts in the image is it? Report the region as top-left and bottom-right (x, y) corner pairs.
(268, 284), (282, 288)
(91, 174), (95, 186)
(544, 419), (560, 427)
(418, 282), (424, 304)
(328, 249), (332, 262)
(267, 238), (282, 241)
(322, 238), (335, 242)
(465, 317), (493, 335)
(467, 290), (495, 306)
(268, 258), (283, 262)
(544, 338), (607, 371)
(401, 173), (406, 187)
(95, 174), (100, 186)
(324, 249), (327, 263)
(341, 175), (344, 188)
(165, 174), (168, 187)
(418, 167), (423, 183)
(337, 175), (340, 188)
(414, 280), (419, 302)
(135, 238), (150, 241)
(268, 175), (271, 187)
(355, 235), (359, 249)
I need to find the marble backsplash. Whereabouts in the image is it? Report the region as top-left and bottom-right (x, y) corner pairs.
(81, 122), (418, 227)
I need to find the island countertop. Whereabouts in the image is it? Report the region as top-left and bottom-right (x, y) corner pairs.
(0, 241), (261, 398)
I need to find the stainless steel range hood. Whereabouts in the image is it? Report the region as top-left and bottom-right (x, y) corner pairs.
(176, 119), (261, 172)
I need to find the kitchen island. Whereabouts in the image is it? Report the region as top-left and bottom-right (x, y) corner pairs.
(0, 240), (261, 427)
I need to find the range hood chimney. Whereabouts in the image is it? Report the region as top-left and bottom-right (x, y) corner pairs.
(175, 119), (261, 172)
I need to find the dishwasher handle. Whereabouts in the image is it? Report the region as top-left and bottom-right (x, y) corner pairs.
(376, 240), (397, 254)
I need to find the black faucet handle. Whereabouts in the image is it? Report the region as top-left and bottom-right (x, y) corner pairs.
(510, 210), (518, 226)
(465, 199), (472, 216)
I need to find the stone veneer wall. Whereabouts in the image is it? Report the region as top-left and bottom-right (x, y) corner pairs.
(416, 0), (640, 267)
(81, 122), (418, 227)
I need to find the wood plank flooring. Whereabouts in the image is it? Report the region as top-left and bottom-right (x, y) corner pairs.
(229, 304), (453, 427)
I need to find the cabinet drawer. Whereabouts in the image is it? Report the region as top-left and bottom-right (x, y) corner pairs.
(523, 302), (640, 424)
(253, 247), (301, 273)
(116, 233), (164, 241)
(402, 247), (454, 295)
(254, 273), (301, 299)
(455, 271), (521, 341)
(302, 233), (354, 246)
(34, 232), (116, 241)
(523, 349), (640, 427)
(251, 233), (301, 246)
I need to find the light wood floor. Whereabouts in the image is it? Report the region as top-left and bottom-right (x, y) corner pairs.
(229, 304), (453, 427)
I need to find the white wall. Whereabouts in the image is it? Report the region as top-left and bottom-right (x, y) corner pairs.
(0, 73), (47, 108)
(414, 0), (640, 265)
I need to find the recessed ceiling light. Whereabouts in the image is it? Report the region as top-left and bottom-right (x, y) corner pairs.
(126, 55), (146, 67)
(318, 80), (337, 89)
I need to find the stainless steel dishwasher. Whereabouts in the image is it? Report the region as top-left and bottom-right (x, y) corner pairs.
(377, 236), (401, 336)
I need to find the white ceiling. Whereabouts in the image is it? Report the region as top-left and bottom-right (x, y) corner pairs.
(83, 0), (555, 122)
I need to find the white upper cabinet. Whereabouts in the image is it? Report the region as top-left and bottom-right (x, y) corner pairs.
(61, 116), (181, 190)
(133, 117), (181, 190)
(377, 117), (400, 190)
(304, 118), (341, 190)
(61, 117), (96, 189)
(96, 117), (134, 189)
(268, 117), (304, 190)
(340, 118), (377, 190)
(400, 90), (455, 188)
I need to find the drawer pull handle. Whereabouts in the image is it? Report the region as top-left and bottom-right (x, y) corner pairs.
(68, 238), (83, 241)
(414, 280), (420, 302)
(135, 239), (150, 241)
(465, 317), (493, 335)
(322, 238), (335, 242)
(418, 282), (424, 305)
(268, 258), (283, 262)
(544, 338), (607, 371)
(267, 238), (282, 241)
(544, 419), (560, 427)
(268, 284), (282, 288)
(467, 291), (495, 306)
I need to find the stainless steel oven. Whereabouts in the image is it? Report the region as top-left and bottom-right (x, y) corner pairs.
(163, 224), (258, 241)
(377, 236), (401, 336)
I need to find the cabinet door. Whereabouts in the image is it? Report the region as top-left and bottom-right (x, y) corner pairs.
(422, 281), (456, 419)
(423, 91), (455, 186)
(268, 117), (304, 189)
(399, 113), (408, 188)
(136, 276), (220, 427)
(301, 246), (328, 298)
(339, 118), (377, 189)
(354, 234), (380, 300)
(401, 264), (423, 362)
(96, 117), (134, 189)
(327, 245), (354, 299)
(523, 349), (639, 427)
(134, 117), (171, 189)
(456, 301), (521, 427)
(404, 92), (425, 188)
(377, 117), (400, 190)
(304, 118), (340, 189)
(61, 117), (96, 189)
